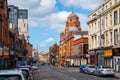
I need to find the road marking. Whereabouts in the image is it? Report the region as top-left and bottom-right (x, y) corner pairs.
(70, 77), (77, 80)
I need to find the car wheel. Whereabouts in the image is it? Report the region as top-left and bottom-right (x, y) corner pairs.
(112, 75), (115, 77)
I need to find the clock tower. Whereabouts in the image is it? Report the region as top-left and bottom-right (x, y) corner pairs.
(65, 12), (81, 33)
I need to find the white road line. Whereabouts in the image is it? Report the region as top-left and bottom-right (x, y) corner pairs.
(70, 77), (77, 80)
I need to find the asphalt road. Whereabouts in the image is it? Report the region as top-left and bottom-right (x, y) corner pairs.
(33, 65), (120, 80)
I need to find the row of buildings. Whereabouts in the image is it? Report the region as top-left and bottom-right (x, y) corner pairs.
(49, 12), (89, 67)
(0, 0), (33, 70)
(49, 0), (120, 72)
(88, 0), (120, 72)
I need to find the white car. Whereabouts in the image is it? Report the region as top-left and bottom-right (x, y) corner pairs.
(94, 65), (115, 77)
(16, 68), (33, 80)
(0, 69), (26, 80)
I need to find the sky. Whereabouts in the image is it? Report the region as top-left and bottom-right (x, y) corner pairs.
(8, 0), (104, 52)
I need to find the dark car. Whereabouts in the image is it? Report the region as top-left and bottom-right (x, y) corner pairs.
(79, 64), (88, 73)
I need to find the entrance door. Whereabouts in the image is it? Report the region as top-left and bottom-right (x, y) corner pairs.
(113, 57), (120, 72)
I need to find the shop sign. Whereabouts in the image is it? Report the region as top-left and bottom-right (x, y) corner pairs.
(10, 51), (14, 55)
(112, 48), (120, 56)
(96, 50), (103, 53)
(86, 54), (90, 57)
(88, 50), (96, 54)
(3, 50), (9, 58)
(104, 50), (112, 56)
(112, 48), (120, 53)
(0, 47), (3, 56)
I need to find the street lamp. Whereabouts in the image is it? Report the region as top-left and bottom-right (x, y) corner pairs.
(34, 42), (40, 61)
(34, 42), (39, 51)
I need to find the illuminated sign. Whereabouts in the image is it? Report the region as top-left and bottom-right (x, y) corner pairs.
(104, 50), (112, 56)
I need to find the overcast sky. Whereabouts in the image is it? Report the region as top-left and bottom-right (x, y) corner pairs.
(8, 0), (104, 52)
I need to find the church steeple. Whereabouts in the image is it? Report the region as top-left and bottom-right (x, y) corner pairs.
(65, 12), (81, 33)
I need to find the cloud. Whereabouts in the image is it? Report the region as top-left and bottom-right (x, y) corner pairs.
(29, 11), (88, 32)
(59, 0), (104, 10)
(8, 0), (96, 51)
(38, 37), (55, 47)
(46, 38), (55, 43)
(8, 0), (91, 32)
(8, 0), (57, 18)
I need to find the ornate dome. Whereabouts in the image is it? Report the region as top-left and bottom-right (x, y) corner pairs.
(68, 12), (78, 18)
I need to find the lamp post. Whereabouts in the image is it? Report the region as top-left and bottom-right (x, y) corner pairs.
(34, 42), (40, 62)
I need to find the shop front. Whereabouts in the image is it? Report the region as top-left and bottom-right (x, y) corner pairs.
(72, 55), (80, 67)
(88, 49), (96, 65)
(96, 49), (104, 66)
(10, 50), (15, 68)
(0, 47), (3, 70)
(3, 50), (10, 69)
(112, 47), (120, 72)
(103, 49), (113, 67)
(0, 49), (10, 70)
(80, 54), (87, 65)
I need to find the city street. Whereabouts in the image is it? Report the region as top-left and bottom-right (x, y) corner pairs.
(33, 65), (120, 80)
(0, 0), (120, 80)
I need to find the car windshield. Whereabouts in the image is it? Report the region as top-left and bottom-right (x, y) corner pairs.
(0, 75), (22, 80)
(89, 66), (95, 68)
(102, 66), (111, 68)
(22, 70), (30, 77)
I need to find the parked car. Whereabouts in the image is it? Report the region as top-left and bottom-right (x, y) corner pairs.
(32, 64), (38, 70)
(94, 65), (115, 77)
(18, 65), (33, 74)
(79, 64), (88, 73)
(84, 65), (96, 74)
(0, 70), (26, 80)
(17, 68), (33, 80)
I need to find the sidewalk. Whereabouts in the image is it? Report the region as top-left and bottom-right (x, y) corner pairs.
(115, 72), (120, 78)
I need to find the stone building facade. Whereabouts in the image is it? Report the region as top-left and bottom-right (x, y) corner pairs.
(88, 0), (120, 71)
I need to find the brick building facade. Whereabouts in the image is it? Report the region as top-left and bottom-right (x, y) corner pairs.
(59, 12), (88, 66)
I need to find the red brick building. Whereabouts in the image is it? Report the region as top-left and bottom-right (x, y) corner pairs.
(0, 0), (10, 69)
(0, 0), (30, 69)
(59, 12), (88, 66)
(26, 42), (33, 57)
(49, 43), (59, 65)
